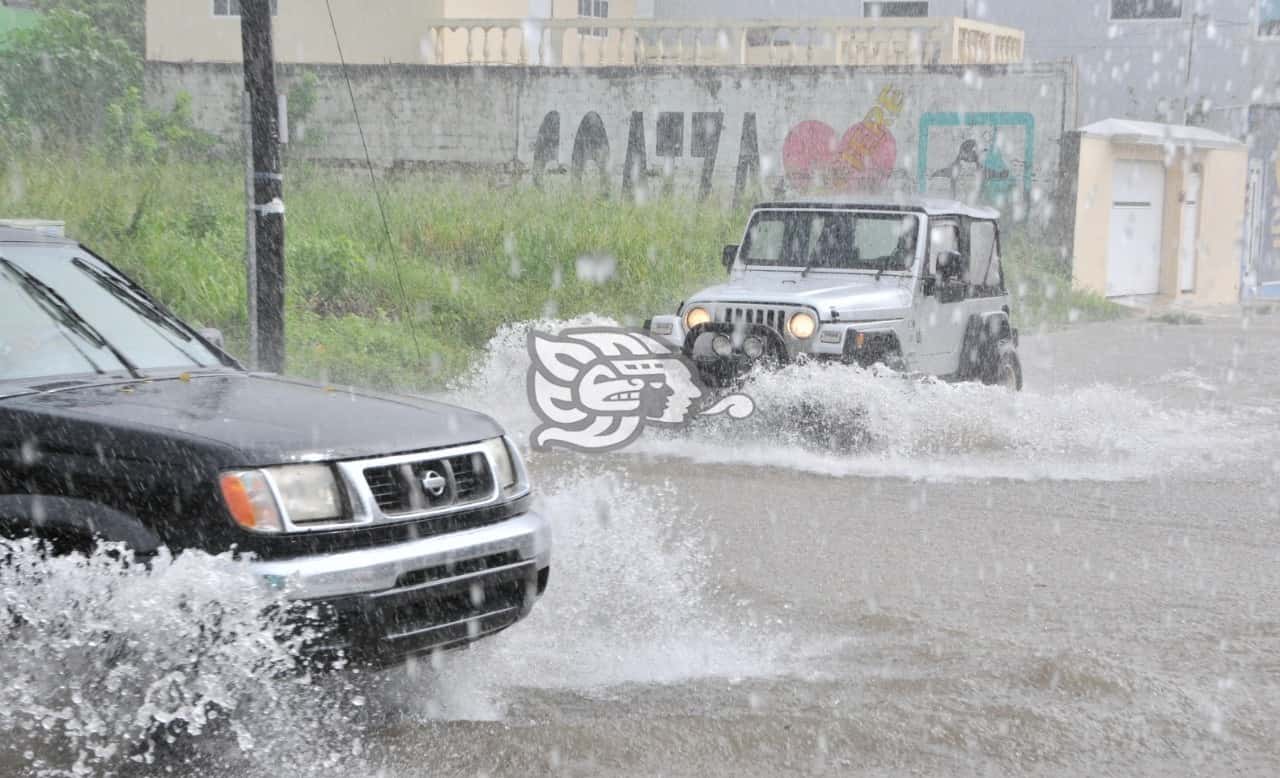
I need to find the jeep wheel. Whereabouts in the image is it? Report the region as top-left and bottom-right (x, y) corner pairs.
(984, 340), (1022, 391)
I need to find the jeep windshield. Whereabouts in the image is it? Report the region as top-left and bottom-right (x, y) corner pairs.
(739, 209), (919, 272)
(0, 245), (225, 384)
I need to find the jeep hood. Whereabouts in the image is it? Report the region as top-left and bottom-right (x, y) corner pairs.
(688, 271), (913, 320)
(1, 371), (504, 464)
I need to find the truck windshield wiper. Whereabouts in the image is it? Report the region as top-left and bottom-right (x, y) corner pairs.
(0, 257), (143, 378)
(72, 257), (210, 367)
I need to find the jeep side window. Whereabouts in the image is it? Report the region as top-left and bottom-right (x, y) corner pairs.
(928, 221), (960, 276)
(967, 220), (1000, 293)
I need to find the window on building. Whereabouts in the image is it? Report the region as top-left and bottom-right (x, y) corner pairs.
(213, 0), (278, 17)
(1261, 0), (1280, 38)
(578, 0), (609, 38)
(863, 1), (929, 18)
(1109, 0), (1182, 20)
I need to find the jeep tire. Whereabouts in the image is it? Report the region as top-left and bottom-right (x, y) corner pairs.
(983, 340), (1022, 391)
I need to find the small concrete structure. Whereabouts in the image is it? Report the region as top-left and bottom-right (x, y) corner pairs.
(1069, 119), (1247, 307)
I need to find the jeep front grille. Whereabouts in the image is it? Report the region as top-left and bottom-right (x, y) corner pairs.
(715, 305), (792, 334)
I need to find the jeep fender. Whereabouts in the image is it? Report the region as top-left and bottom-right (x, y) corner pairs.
(0, 495), (163, 555)
(957, 312), (1013, 381)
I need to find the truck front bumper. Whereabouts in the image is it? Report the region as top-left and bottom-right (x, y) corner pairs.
(250, 510), (551, 665)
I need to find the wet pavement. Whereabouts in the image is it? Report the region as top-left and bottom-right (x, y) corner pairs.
(365, 308), (1280, 777)
(8, 309), (1280, 777)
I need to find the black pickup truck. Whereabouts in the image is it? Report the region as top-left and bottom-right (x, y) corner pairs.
(0, 227), (550, 666)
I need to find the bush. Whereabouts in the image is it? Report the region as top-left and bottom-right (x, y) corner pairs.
(0, 7), (215, 159)
(0, 9), (138, 146)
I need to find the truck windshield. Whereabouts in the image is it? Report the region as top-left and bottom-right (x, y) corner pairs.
(740, 210), (919, 272)
(0, 245), (224, 383)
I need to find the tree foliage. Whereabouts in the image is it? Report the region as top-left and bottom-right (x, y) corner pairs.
(0, 5), (214, 159)
(31, 0), (144, 56)
(0, 9), (139, 143)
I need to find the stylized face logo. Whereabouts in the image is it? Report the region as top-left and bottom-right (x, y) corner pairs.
(526, 327), (753, 452)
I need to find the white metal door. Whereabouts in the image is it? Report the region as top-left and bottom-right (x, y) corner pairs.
(1107, 160), (1166, 297)
(1178, 171), (1201, 292)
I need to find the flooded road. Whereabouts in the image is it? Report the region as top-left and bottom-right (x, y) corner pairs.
(369, 308), (1280, 777)
(8, 309), (1280, 777)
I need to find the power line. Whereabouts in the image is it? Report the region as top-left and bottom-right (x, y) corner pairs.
(323, 0), (424, 365)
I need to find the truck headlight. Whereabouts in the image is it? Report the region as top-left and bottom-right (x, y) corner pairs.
(684, 306), (712, 330)
(220, 464), (343, 532)
(480, 436), (528, 497)
(788, 312), (817, 339)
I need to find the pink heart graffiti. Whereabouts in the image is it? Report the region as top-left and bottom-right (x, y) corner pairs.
(782, 118), (898, 193)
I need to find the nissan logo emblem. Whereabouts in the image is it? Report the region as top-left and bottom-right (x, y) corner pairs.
(420, 470), (448, 497)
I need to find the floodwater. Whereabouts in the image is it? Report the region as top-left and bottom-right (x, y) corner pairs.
(4, 308), (1279, 776)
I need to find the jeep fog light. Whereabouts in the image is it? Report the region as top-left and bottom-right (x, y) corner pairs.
(651, 320), (673, 336)
(743, 336), (765, 359)
(820, 330), (843, 345)
(220, 470), (284, 532)
(788, 312), (817, 339)
(712, 334), (733, 357)
(265, 464), (343, 523)
(684, 306), (712, 330)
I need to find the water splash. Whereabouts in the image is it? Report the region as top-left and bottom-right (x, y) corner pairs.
(0, 541), (318, 775)
(430, 469), (788, 695)
(448, 317), (1249, 482)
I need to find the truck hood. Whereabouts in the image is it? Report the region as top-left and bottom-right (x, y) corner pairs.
(2, 371), (504, 464)
(689, 270), (913, 320)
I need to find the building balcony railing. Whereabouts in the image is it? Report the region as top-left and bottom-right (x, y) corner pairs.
(421, 17), (1024, 68)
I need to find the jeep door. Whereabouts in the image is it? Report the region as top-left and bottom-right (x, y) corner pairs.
(913, 219), (968, 375)
(961, 218), (1009, 338)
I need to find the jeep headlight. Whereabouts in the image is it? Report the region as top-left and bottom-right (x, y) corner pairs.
(684, 306), (712, 330)
(481, 436), (527, 497)
(220, 464), (343, 532)
(788, 311), (817, 339)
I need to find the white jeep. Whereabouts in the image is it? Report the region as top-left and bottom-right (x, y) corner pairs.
(646, 197), (1022, 390)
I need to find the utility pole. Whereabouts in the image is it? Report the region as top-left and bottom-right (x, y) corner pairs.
(1182, 13), (1204, 125)
(240, 0), (285, 373)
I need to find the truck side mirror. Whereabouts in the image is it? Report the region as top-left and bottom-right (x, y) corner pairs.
(199, 327), (225, 349)
(722, 244), (739, 271)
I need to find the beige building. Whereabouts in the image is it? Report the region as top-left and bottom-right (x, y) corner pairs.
(1070, 120), (1247, 307)
(145, 1), (1022, 67)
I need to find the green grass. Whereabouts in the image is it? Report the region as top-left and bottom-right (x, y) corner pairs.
(1, 155), (1121, 390)
(1001, 229), (1129, 332)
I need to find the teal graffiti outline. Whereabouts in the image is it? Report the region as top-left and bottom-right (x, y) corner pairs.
(917, 112), (1035, 201)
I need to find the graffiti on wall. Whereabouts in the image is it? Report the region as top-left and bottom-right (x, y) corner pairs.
(526, 104), (1037, 209)
(917, 112), (1035, 207)
(781, 86), (906, 192)
(531, 109), (761, 202)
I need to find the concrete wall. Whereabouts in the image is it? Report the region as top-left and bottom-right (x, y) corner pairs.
(147, 61), (1076, 218)
(1194, 148), (1247, 304)
(1071, 136), (1245, 305)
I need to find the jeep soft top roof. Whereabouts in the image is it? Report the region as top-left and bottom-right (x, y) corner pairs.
(752, 196), (1000, 220)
